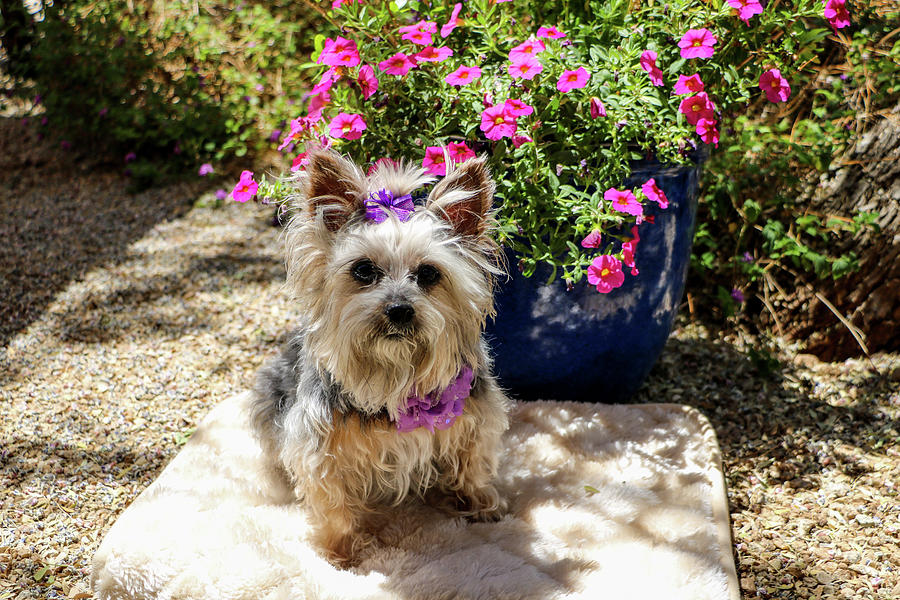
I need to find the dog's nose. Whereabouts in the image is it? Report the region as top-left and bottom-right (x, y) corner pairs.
(385, 303), (415, 326)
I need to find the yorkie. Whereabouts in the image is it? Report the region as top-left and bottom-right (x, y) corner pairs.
(250, 148), (511, 567)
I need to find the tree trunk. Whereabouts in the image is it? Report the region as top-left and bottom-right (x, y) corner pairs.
(780, 104), (900, 360)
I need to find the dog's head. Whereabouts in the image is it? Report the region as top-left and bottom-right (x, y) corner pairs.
(284, 148), (502, 415)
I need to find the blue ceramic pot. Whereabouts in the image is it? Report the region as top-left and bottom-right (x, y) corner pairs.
(485, 155), (705, 402)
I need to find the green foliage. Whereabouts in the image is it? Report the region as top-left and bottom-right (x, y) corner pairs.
(691, 3), (898, 321)
(3, 0), (318, 178)
(257, 0), (836, 287)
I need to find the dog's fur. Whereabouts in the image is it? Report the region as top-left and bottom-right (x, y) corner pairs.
(250, 149), (511, 566)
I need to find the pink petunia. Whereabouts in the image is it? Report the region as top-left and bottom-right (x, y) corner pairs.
(508, 56), (543, 80)
(278, 117), (309, 151)
(379, 52), (417, 76)
(480, 104), (517, 141)
(291, 152), (309, 172)
(312, 69), (338, 96)
(641, 179), (669, 209)
(307, 90), (331, 121)
(447, 141), (476, 163)
(423, 146), (447, 176)
(402, 29), (433, 46)
(605, 188), (643, 217)
(509, 38), (545, 62)
(581, 229), (602, 248)
(622, 226), (640, 275)
(590, 97), (607, 118)
(358, 64), (379, 99)
(639, 51), (664, 86)
(696, 118), (720, 147)
(445, 65), (482, 86)
(511, 134), (533, 148)
(727, 0), (764, 25)
(759, 69), (791, 103)
(415, 46), (454, 62)
(557, 67), (590, 92)
(678, 28), (718, 59)
(587, 254), (625, 293)
(198, 163), (214, 176)
(504, 98), (534, 116)
(678, 92), (716, 125)
(231, 170), (258, 203)
(823, 0), (850, 30)
(318, 37), (358, 66)
(328, 112), (367, 140)
(537, 26), (566, 39)
(441, 3), (463, 38)
(673, 73), (705, 95)
(400, 20), (438, 35)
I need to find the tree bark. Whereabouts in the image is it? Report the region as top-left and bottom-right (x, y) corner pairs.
(780, 104), (900, 360)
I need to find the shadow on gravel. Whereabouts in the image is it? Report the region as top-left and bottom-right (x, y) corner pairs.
(50, 252), (284, 343)
(636, 334), (898, 489)
(0, 117), (204, 348)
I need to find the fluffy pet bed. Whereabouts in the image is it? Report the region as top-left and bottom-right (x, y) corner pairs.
(92, 392), (739, 600)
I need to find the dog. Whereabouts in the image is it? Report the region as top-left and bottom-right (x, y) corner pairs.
(250, 148), (511, 567)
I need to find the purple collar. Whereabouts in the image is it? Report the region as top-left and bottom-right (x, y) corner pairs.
(395, 366), (473, 433)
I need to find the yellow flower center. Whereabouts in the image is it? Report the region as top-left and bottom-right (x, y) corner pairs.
(494, 115), (506, 125)
(601, 268), (610, 277)
(693, 40), (702, 47)
(692, 104), (700, 111)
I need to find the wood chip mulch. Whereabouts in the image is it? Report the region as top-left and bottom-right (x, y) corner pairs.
(1, 117), (898, 600)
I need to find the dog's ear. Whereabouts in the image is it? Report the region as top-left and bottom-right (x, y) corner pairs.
(426, 156), (495, 239)
(304, 148), (366, 232)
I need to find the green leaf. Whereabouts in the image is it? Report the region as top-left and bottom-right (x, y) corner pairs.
(34, 566), (48, 582)
(743, 200), (761, 223)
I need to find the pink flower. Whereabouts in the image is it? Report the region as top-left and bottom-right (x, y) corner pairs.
(678, 92), (716, 125)
(291, 152), (309, 172)
(759, 68), (791, 103)
(557, 67), (590, 92)
(400, 20), (438, 35)
(447, 141), (475, 163)
(504, 98), (534, 116)
(367, 157), (400, 176)
(587, 255), (625, 293)
(605, 188), (643, 217)
(358, 64), (379, 99)
(328, 112), (367, 140)
(232, 170), (258, 203)
(198, 163), (214, 176)
(641, 179), (669, 209)
(312, 69), (338, 96)
(590, 97), (607, 118)
(581, 229), (602, 248)
(480, 105), (517, 140)
(441, 3), (463, 38)
(508, 56), (543, 80)
(639, 51), (664, 86)
(673, 73), (705, 95)
(823, 0), (850, 30)
(445, 65), (481, 86)
(509, 39), (545, 62)
(415, 46), (453, 62)
(379, 52), (417, 76)
(319, 37), (359, 66)
(696, 118), (720, 147)
(278, 119), (305, 152)
(402, 29), (433, 46)
(537, 26), (566, 39)
(307, 90), (331, 121)
(511, 134), (533, 148)
(727, 0), (764, 25)
(622, 227), (640, 275)
(423, 146), (447, 176)
(678, 28), (718, 59)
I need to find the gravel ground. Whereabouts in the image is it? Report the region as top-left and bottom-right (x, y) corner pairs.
(1, 116), (899, 599)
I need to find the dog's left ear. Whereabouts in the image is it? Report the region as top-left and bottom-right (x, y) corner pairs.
(426, 156), (495, 240)
(303, 148), (366, 232)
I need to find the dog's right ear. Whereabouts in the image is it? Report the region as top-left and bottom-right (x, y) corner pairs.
(304, 148), (366, 232)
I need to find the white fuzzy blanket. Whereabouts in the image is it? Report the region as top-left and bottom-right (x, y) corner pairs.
(92, 393), (739, 600)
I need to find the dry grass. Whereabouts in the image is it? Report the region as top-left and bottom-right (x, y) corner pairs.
(1, 117), (898, 599)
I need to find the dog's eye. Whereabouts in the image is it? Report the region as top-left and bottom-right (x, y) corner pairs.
(416, 264), (441, 288)
(351, 259), (380, 285)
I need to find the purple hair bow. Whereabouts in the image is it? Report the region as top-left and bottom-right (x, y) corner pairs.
(365, 189), (415, 223)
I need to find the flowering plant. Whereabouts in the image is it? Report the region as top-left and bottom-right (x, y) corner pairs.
(239, 0), (846, 292)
